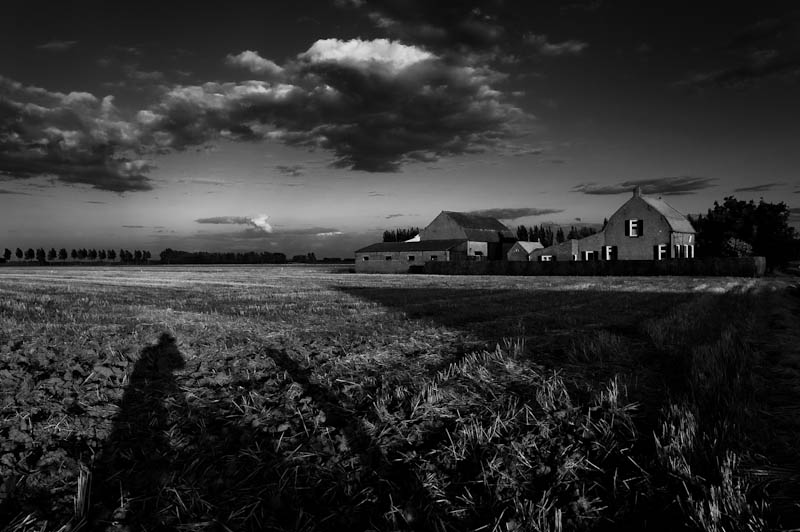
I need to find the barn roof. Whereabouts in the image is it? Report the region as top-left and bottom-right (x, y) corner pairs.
(641, 196), (696, 233)
(441, 211), (515, 240)
(443, 211), (513, 231)
(355, 239), (466, 253)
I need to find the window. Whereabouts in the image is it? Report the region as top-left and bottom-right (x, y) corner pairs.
(674, 244), (682, 258)
(362, 256), (369, 261)
(582, 250), (597, 261)
(407, 255), (415, 261)
(626, 219), (643, 237)
(540, 255), (553, 262)
(430, 255), (438, 261)
(385, 255), (392, 261)
(655, 244), (667, 261)
(685, 244), (694, 259)
(474, 251), (484, 256)
(572, 254), (578, 261)
(603, 246), (617, 261)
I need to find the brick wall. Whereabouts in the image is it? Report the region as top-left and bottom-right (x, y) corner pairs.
(424, 257), (766, 277)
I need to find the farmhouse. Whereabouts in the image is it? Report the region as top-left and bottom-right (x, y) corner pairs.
(530, 188), (696, 262)
(355, 211), (515, 273)
(506, 240), (544, 261)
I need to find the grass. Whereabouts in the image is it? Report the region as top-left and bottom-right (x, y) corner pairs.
(0, 266), (796, 531)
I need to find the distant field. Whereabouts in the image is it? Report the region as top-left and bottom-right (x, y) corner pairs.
(1, 266), (798, 531)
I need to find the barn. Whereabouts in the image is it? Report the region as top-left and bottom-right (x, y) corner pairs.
(506, 241), (544, 261)
(418, 211), (516, 260)
(355, 211), (515, 273)
(530, 188), (696, 262)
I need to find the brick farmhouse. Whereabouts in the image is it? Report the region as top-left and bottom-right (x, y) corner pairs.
(530, 188), (696, 262)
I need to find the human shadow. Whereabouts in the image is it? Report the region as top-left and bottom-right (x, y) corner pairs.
(90, 332), (185, 530)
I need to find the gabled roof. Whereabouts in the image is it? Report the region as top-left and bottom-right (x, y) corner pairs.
(442, 211), (511, 232)
(441, 211), (515, 240)
(355, 239), (466, 253)
(511, 241), (544, 253)
(640, 196), (696, 233)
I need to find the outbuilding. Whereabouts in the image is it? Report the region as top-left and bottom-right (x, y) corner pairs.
(354, 240), (467, 273)
(506, 241), (544, 261)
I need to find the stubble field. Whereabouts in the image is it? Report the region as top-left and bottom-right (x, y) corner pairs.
(1, 265), (799, 531)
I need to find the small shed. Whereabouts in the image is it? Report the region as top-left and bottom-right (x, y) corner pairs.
(506, 241), (544, 261)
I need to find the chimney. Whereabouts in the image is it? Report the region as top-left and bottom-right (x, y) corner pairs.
(633, 186), (642, 197)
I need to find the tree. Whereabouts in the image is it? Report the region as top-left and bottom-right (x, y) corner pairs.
(78, 249), (88, 260)
(516, 225), (529, 242)
(107, 249), (116, 261)
(692, 196), (798, 268)
(16, 248), (23, 260)
(134, 250), (143, 263)
(47, 248), (57, 261)
(35, 248), (46, 263)
(25, 248), (35, 261)
(71, 249), (78, 260)
(382, 227), (421, 242)
(98, 249), (107, 261)
(567, 226), (579, 240)
(88, 249), (97, 260)
(59, 248), (68, 261)
(143, 250), (151, 262)
(3, 248), (10, 261)
(556, 227), (565, 244)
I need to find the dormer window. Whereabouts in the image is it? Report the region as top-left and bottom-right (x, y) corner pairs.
(625, 219), (643, 237)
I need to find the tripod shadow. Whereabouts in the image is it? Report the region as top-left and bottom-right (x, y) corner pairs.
(90, 333), (185, 530)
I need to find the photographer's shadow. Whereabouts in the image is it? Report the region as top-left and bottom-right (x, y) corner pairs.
(91, 333), (185, 530)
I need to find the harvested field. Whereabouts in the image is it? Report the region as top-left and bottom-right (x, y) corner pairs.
(1, 265), (798, 531)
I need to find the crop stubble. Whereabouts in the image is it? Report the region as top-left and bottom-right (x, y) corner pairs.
(0, 266), (795, 531)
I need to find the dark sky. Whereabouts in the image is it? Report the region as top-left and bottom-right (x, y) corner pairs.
(1, 1), (798, 255)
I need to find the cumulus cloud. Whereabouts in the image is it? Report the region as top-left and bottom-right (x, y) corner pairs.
(0, 76), (154, 192)
(338, 1), (506, 54)
(301, 38), (434, 71)
(385, 213), (405, 219)
(36, 40), (78, 52)
(0, 189), (30, 195)
(573, 176), (718, 196)
(141, 38), (526, 172)
(733, 182), (784, 192)
(525, 34), (588, 56)
(3, 32), (527, 187)
(225, 50), (284, 77)
(467, 207), (565, 219)
(195, 214), (273, 232)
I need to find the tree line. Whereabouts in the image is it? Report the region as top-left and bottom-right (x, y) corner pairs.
(1, 248), (151, 264)
(159, 249), (287, 265)
(382, 227), (421, 242)
(515, 224), (600, 247)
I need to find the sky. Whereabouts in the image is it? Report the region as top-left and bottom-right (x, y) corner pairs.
(1, 0), (799, 258)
